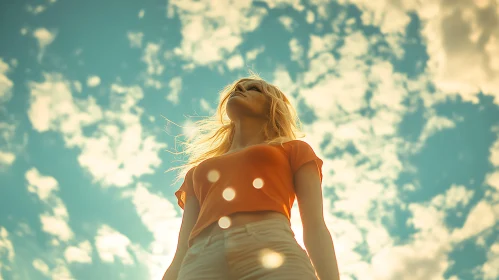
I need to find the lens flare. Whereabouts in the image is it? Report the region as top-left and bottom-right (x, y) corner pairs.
(253, 178), (264, 189)
(259, 248), (284, 269)
(222, 187), (236, 201)
(207, 169), (220, 182)
(218, 216), (231, 229)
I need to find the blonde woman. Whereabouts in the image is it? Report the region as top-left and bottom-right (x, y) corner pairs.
(162, 74), (340, 280)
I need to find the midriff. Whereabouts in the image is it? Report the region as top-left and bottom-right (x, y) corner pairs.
(193, 210), (289, 243)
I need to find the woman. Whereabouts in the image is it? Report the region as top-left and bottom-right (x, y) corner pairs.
(162, 73), (340, 280)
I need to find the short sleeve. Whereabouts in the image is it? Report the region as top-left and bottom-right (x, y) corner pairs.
(289, 140), (323, 182)
(174, 167), (196, 209)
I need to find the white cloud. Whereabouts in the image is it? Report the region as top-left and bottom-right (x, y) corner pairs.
(142, 43), (164, 75)
(127, 184), (179, 251)
(481, 242), (499, 280)
(272, 67), (298, 104)
(25, 167), (74, 243)
(485, 128), (499, 190)
(369, 242), (451, 280)
(32, 28), (56, 62)
(238, 3), (499, 280)
(77, 105), (166, 186)
(278, 16), (294, 32)
(73, 81), (82, 93)
(303, 52), (336, 85)
(121, 183), (181, 278)
(86, 75), (101, 88)
(145, 77), (163, 90)
(26, 0), (57, 15)
(367, 61), (407, 111)
(51, 259), (74, 280)
(32, 258), (49, 276)
(408, 203), (448, 238)
(337, 0), (413, 35)
(307, 33), (337, 59)
(294, 111), (407, 279)
(199, 98), (215, 114)
(9, 59), (17, 68)
(0, 227), (15, 278)
(308, 0), (331, 20)
(341, 0), (499, 104)
(489, 129), (499, 167)
(141, 43), (164, 89)
(303, 31), (370, 87)
(245, 47), (264, 62)
(0, 58), (13, 103)
(28, 73), (166, 187)
(419, 114), (458, 144)
(166, 76), (182, 105)
(0, 151), (15, 166)
(95, 225), (134, 265)
(306, 10), (315, 24)
(339, 31), (370, 58)
(64, 241), (92, 263)
(24, 168), (76, 278)
(361, 194), (456, 280)
(290, 15), (480, 279)
(0, 121), (21, 169)
(265, 0), (304, 10)
(26, 4), (46, 15)
(20, 27), (28, 36)
(0, 60), (23, 168)
(127, 31), (143, 48)
(182, 119), (198, 140)
(33, 28), (56, 49)
(418, 1), (499, 103)
(138, 9), (145, 18)
(365, 180), (494, 280)
(451, 201), (496, 242)
(28, 73), (103, 137)
(40, 213), (73, 242)
(289, 38), (304, 65)
(300, 69), (367, 119)
(486, 171), (499, 191)
(431, 184), (474, 210)
(166, 0), (266, 65)
(25, 168), (58, 201)
(226, 54), (244, 71)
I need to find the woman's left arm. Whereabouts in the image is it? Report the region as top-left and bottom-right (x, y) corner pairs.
(295, 161), (340, 280)
(303, 224), (340, 280)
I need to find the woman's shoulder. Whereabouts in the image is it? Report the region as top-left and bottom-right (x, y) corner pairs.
(279, 138), (310, 147)
(268, 138), (314, 154)
(279, 139), (319, 156)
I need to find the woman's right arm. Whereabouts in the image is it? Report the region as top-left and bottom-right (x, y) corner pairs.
(162, 195), (200, 280)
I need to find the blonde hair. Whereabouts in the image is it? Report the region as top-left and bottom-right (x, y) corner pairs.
(167, 71), (304, 184)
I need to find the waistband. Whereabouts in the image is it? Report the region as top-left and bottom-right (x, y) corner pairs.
(192, 216), (294, 246)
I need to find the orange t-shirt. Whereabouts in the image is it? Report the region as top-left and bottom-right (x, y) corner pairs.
(174, 139), (323, 248)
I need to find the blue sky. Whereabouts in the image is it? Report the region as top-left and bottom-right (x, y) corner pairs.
(1, 0), (499, 279)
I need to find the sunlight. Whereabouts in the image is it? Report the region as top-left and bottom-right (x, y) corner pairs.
(252, 178), (264, 189)
(222, 187), (236, 201)
(259, 248), (284, 269)
(218, 216), (231, 229)
(207, 169), (220, 183)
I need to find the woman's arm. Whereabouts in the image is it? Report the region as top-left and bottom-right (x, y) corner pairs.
(303, 224), (340, 280)
(295, 161), (340, 280)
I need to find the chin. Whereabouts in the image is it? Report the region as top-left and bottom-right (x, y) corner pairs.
(226, 97), (244, 109)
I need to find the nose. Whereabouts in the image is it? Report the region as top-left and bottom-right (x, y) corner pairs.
(236, 83), (245, 92)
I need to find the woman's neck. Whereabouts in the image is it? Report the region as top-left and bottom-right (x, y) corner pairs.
(229, 118), (268, 151)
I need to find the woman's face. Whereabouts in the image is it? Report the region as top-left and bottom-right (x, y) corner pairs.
(226, 80), (270, 122)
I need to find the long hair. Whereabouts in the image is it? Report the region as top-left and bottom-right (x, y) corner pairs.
(167, 71), (304, 184)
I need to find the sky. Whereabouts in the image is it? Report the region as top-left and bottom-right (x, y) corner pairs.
(0, 0), (499, 279)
